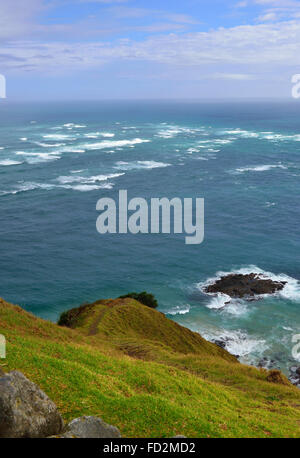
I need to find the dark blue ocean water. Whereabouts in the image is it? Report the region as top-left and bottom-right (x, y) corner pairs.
(0, 100), (299, 372)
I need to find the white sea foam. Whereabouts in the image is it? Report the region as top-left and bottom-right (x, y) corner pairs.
(35, 142), (66, 148)
(61, 183), (113, 192)
(261, 133), (300, 142)
(201, 327), (268, 360)
(20, 138), (27, 141)
(16, 151), (61, 162)
(114, 160), (171, 170)
(0, 159), (23, 166)
(0, 182), (55, 197)
(0, 179), (115, 197)
(166, 304), (190, 316)
(100, 132), (115, 137)
(220, 129), (259, 138)
(265, 201), (276, 207)
(63, 123), (86, 128)
(57, 172), (124, 185)
(219, 128), (300, 142)
(235, 164), (287, 173)
(204, 293), (231, 310)
(187, 148), (199, 154)
(200, 139), (234, 145)
(84, 132), (115, 138)
(82, 138), (150, 150)
(156, 125), (202, 139)
(43, 134), (74, 140)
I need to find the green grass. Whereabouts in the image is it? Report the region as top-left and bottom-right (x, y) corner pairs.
(1, 297), (300, 438)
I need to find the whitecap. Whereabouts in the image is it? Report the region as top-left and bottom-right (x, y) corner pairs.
(0, 182), (55, 197)
(82, 138), (150, 150)
(35, 142), (66, 148)
(57, 172), (124, 185)
(235, 164), (287, 173)
(63, 123), (86, 128)
(43, 134), (74, 140)
(16, 152), (61, 162)
(100, 132), (115, 138)
(84, 132), (115, 139)
(114, 161), (171, 170)
(220, 129), (259, 138)
(0, 159), (23, 166)
(60, 183), (113, 192)
(261, 133), (300, 142)
(156, 125), (202, 139)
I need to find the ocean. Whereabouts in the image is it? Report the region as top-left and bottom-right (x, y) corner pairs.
(0, 100), (299, 374)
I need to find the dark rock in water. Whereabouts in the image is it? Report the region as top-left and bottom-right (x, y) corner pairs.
(212, 339), (226, 349)
(258, 358), (280, 370)
(50, 416), (121, 438)
(0, 371), (64, 438)
(204, 273), (286, 299)
(211, 338), (240, 358)
(289, 366), (300, 388)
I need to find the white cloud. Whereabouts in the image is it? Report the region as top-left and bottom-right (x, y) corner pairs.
(254, 0), (300, 21)
(258, 12), (278, 20)
(235, 1), (249, 8)
(212, 73), (256, 80)
(0, 0), (44, 40)
(1, 20), (300, 73)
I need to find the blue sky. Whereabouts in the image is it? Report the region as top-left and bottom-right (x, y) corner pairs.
(1, 0), (300, 99)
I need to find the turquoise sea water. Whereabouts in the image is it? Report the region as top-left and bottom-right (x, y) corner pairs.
(0, 100), (299, 373)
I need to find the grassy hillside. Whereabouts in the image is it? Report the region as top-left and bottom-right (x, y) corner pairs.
(0, 297), (300, 438)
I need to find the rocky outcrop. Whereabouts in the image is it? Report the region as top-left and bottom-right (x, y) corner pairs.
(0, 371), (121, 438)
(51, 416), (121, 438)
(204, 273), (286, 299)
(0, 371), (64, 438)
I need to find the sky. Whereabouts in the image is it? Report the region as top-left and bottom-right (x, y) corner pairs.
(1, 0), (300, 100)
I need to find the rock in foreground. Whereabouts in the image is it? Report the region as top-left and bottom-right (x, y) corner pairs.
(0, 371), (64, 438)
(204, 273), (286, 299)
(52, 416), (121, 438)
